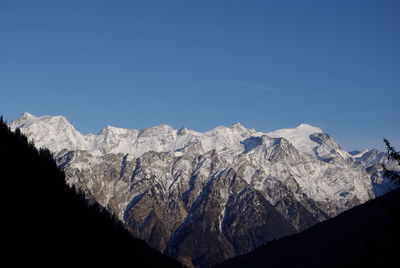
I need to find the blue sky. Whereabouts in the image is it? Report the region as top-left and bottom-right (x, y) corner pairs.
(1, 0), (399, 151)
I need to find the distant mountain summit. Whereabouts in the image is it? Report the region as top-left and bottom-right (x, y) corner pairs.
(9, 113), (398, 268)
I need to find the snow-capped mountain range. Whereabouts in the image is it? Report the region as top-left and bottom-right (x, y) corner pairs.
(11, 112), (341, 159)
(9, 113), (397, 268)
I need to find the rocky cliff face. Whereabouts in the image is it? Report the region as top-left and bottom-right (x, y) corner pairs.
(10, 113), (395, 268)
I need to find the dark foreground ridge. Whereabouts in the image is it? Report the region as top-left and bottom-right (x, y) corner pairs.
(0, 117), (181, 267)
(217, 187), (400, 268)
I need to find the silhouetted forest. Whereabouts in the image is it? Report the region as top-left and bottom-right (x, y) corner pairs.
(217, 188), (400, 268)
(1, 117), (181, 267)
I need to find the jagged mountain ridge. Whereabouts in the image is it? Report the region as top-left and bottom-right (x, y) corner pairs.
(10, 113), (345, 161)
(9, 113), (395, 267)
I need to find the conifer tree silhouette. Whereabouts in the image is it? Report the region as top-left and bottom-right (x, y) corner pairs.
(383, 138), (400, 186)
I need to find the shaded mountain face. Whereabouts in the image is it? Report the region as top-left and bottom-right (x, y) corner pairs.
(9, 113), (396, 267)
(216, 189), (400, 268)
(0, 118), (181, 268)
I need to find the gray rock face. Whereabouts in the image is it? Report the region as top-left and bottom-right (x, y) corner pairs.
(10, 114), (387, 268)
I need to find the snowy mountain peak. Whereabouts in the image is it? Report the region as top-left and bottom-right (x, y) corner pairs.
(155, 123), (174, 129)
(21, 112), (36, 119)
(230, 122), (246, 130)
(99, 125), (131, 135)
(353, 149), (377, 158)
(269, 123), (323, 137)
(11, 112), (37, 126)
(295, 123), (323, 131)
(9, 113), (86, 152)
(267, 123), (324, 156)
(296, 123), (308, 127)
(353, 149), (388, 168)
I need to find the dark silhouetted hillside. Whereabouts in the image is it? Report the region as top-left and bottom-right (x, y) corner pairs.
(0, 117), (181, 267)
(217, 188), (400, 268)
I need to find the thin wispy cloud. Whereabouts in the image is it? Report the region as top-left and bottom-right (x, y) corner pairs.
(237, 82), (280, 93)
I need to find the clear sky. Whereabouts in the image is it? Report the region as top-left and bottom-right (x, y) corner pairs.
(1, 0), (399, 151)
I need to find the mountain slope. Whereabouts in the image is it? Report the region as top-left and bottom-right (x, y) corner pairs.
(353, 149), (398, 196)
(9, 113), (388, 267)
(217, 188), (400, 268)
(1, 117), (181, 267)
